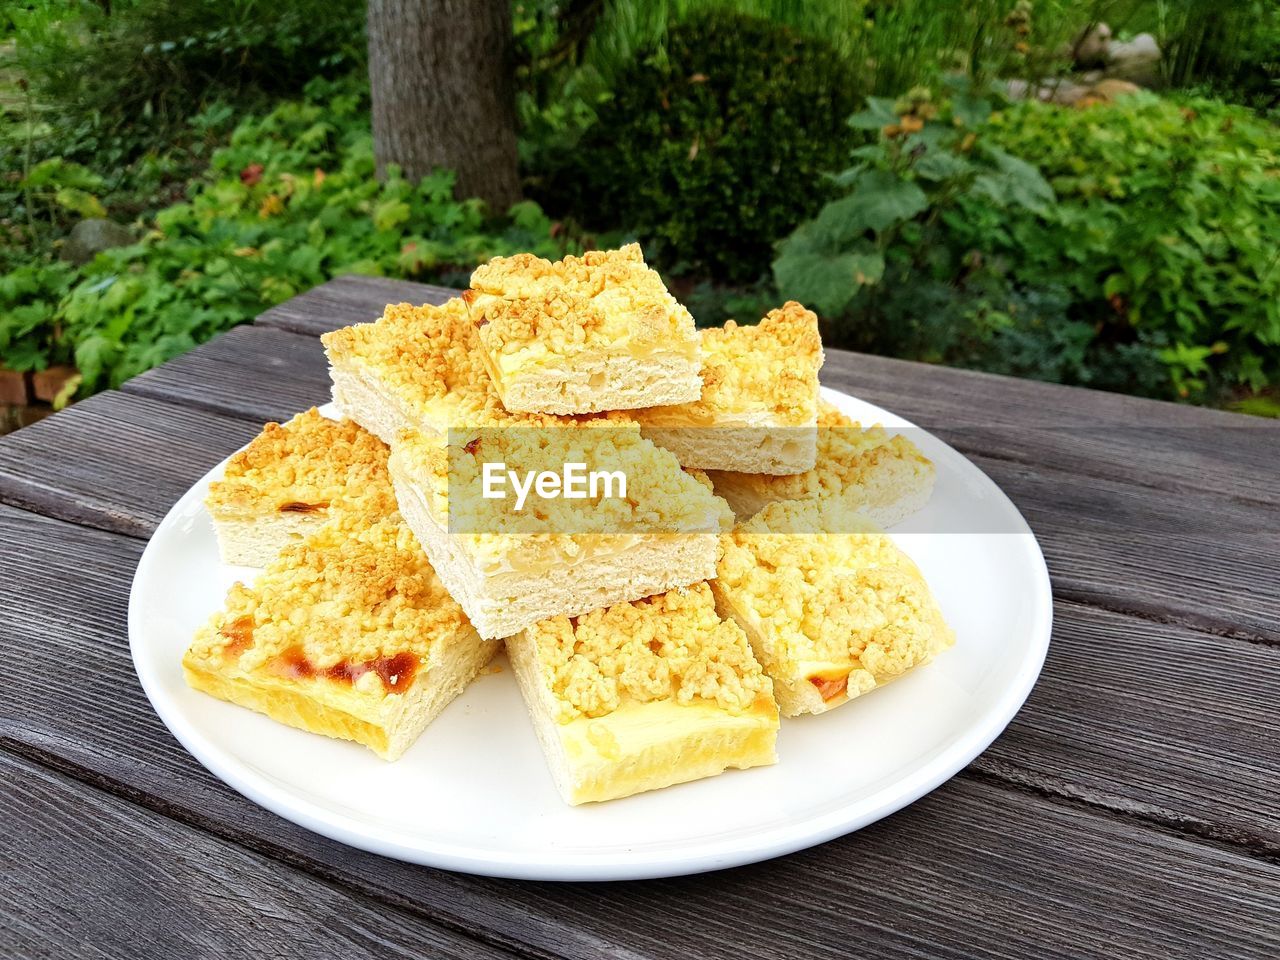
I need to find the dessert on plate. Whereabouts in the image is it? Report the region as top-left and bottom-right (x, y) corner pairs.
(464, 244), (702, 415)
(707, 400), (935, 527)
(184, 507), (499, 760)
(712, 499), (954, 717)
(205, 408), (394, 567)
(387, 420), (730, 639)
(322, 297), (503, 444)
(633, 302), (824, 475)
(505, 582), (779, 804)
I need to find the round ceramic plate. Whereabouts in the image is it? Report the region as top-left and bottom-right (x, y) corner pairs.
(129, 387), (1051, 881)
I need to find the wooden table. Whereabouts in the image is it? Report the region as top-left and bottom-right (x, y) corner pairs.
(3, 276), (1278, 960)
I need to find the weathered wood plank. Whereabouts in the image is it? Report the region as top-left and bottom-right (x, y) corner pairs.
(123, 325), (331, 423)
(3, 505), (1278, 960)
(822, 351), (1280, 507)
(255, 274), (458, 336)
(969, 453), (1280, 643)
(0, 392), (260, 537)
(0, 753), (516, 960)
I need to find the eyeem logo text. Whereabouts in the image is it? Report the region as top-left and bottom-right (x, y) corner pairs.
(481, 462), (627, 511)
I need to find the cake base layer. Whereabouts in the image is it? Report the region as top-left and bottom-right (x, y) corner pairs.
(210, 512), (324, 568)
(391, 467), (718, 640)
(496, 352), (701, 415)
(640, 421), (817, 476)
(505, 628), (777, 804)
(183, 628), (498, 760)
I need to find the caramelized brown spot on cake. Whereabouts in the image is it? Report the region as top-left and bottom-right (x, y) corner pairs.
(273, 647), (316, 680)
(323, 661), (370, 684)
(219, 615), (255, 657)
(279, 500), (330, 513)
(371, 653), (418, 692)
(809, 674), (849, 702)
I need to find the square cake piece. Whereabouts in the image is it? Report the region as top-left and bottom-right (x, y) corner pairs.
(712, 499), (954, 718)
(505, 583), (779, 804)
(633, 302), (824, 475)
(183, 508), (499, 760)
(322, 297), (499, 444)
(387, 421), (730, 640)
(465, 244), (702, 414)
(205, 408), (394, 567)
(707, 401), (935, 528)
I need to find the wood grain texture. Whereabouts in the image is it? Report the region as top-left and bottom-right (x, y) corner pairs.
(3, 506), (1278, 960)
(0, 753), (514, 960)
(969, 453), (1280, 642)
(821, 351), (1280, 507)
(0, 391), (260, 538)
(255, 274), (458, 337)
(122, 325), (332, 423)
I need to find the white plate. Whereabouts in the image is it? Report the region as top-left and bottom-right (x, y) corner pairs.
(130, 387), (1051, 880)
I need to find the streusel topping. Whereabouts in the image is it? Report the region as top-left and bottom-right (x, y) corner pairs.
(187, 508), (469, 696)
(206, 409), (394, 517)
(526, 583), (773, 721)
(717, 499), (952, 675)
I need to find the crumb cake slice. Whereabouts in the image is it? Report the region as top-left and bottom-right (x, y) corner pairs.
(183, 509), (499, 760)
(205, 408), (394, 567)
(633, 302), (824, 475)
(321, 297), (500, 444)
(712, 499), (954, 718)
(506, 583), (778, 804)
(708, 401), (935, 527)
(464, 244), (701, 414)
(387, 421), (729, 639)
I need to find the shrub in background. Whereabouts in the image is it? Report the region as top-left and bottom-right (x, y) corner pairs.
(9, 0), (365, 163)
(974, 93), (1280, 398)
(541, 11), (863, 284)
(0, 76), (568, 397)
(775, 86), (1280, 402)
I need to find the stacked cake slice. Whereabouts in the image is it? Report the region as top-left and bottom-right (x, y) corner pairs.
(185, 242), (953, 805)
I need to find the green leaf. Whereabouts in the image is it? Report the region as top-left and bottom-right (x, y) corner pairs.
(846, 170), (929, 233)
(773, 250), (884, 315)
(372, 199), (411, 232)
(847, 97), (898, 131)
(74, 335), (120, 391)
(54, 188), (108, 219)
(914, 150), (971, 182)
(978, 147), (1055, 213)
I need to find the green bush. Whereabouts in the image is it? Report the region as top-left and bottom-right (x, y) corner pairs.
(10, 0), (365, 162)
(542, 11), (863, 284)
(775, 86), (1280, 402)
(974, 93), (1280, 398)
(0, 76), (568, 397)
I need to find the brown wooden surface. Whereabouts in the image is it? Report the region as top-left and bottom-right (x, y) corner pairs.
(2, 274), (1277, 959)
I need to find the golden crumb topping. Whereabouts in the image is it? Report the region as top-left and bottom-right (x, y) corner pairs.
(636, 302), (823, 426)
(206, 409), (394, 518)
(321, 298), (499, 422)
(466, 243), (698, 367)
(715, 401), (933, 502)
(186, 508), (469, 697)
(525, 583), (773, 721)
(718, 499), (953, 678)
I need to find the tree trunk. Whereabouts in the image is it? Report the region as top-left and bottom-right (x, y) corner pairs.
(366, 0), (521, 213)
